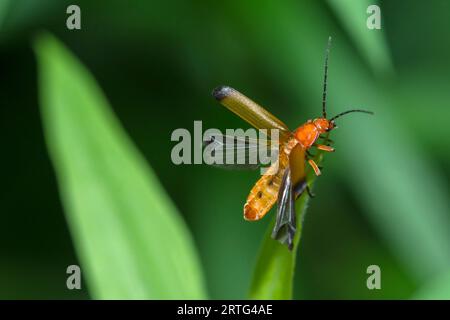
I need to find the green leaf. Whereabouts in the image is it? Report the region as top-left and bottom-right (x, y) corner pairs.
(249, 153), (324, 299)
(326, 0), (393, 76)
(412, 271), (450, 300)
(0, 0), (10, 30)
(34, 32), (207, 299)
(248, 197), (307, 299)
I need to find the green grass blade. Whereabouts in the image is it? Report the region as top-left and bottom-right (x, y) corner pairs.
(0, 0), (10, 30)
(248, 196), (309, 299)
(249, 154), (323, 300)
(34, 32), (207, 299)
(326, 0), (393, 76)
(412, 271), (450, 299)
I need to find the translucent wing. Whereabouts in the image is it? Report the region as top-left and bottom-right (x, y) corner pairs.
(203, 132), (278, 170)
(212, 86), (291, 143)
(271, 166), (296, 250)
(271, 142), (309, 250)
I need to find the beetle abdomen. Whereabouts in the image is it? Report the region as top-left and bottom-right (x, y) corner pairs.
(243, 137), (297, 221)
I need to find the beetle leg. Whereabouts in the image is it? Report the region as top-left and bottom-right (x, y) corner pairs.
(316, 144), (335, 152)
(308, 159), (321, 176)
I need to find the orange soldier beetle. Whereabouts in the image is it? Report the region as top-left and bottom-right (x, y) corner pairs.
(206, 37), (373, 250)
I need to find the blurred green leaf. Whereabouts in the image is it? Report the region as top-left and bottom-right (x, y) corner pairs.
(393, 69), (450, 156)
(412, 271), (450, 299)
(0, 0), (60, 41)
(249, 153), (324, 299)
(248, 197), (307, 299)
(34, 32), (207, 299)
(0, 0), (10, 30)
(326, 0), (393, 76)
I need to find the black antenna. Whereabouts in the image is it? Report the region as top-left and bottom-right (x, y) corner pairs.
(322, 36), (332, 118)
(330, 109), (374, 122)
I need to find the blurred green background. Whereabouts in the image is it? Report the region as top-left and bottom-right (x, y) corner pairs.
(1, 0), (449, 299)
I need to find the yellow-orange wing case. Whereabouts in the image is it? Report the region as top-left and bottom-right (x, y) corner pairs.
(212, 86), (291, 143)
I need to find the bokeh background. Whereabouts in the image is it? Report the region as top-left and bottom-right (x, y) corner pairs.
(1, 0), (449, 299)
